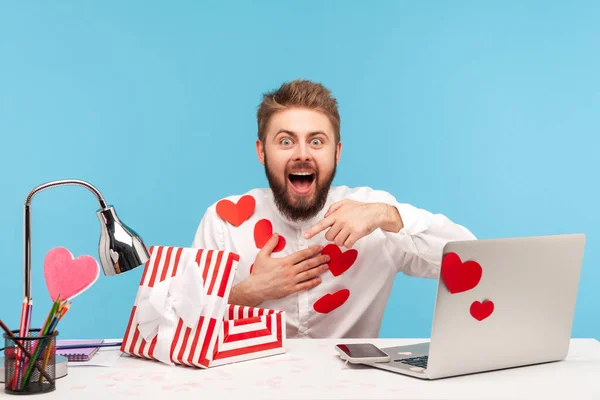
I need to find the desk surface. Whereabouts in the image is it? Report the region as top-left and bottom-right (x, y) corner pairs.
(2, 338), (599, 399)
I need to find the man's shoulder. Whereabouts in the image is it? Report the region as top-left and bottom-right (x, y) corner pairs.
(330, 185), (396, 201)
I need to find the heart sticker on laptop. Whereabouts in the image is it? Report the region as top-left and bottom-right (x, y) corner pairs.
(440, 252), (482, 294)
(470, 300), (494, 321)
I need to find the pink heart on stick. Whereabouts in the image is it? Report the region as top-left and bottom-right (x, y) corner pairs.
(43, 247), (100, 301)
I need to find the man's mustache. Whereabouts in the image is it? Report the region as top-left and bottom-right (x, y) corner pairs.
(287, 162), (317, 172)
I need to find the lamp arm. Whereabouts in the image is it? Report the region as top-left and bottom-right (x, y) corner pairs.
(25, 179), (108, 209)
(24, 179), (109, 299)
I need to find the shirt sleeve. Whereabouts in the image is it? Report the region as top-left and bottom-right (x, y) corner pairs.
(353, 187), (477, 278)
(191, 206), (225, 250)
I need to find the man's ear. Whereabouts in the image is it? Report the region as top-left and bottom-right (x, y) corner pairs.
(335, 141), (342, 165)
(256, 139), (265, 166)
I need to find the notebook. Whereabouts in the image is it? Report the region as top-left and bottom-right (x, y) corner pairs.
(56, 339), (104, 362)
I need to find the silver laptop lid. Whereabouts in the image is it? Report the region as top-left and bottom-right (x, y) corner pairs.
(425, 233), (586, 379)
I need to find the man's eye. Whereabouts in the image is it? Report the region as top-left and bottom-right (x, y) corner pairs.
(281, 138), (292, 146)
(311, 139), (322, 145)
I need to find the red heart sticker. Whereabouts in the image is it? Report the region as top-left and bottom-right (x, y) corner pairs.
(313, 289), (350, 314)
(321, 244), (358, 277)
(253, 219), (285, 252)
(470, 300), (494, 321)
(216, 195), (255, 227)
(441, 252), (482, 294)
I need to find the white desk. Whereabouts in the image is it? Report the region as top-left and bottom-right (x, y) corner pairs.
(3, 338), (599, 399)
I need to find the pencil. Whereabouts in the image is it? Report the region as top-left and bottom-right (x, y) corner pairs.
(42, 297), (61, 336)
(39, 302), (70, 378)
(27, 296), (59, 369)
(11, 297), (28, 390)
(39, 298), (58, 336)
(16, 298), (33, 389)
(59, 302), (71, 319)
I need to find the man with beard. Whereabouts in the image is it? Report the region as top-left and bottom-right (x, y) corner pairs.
(191, 79), (476, 338)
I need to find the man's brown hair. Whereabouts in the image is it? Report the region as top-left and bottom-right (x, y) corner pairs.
(257, 79), (340, 143)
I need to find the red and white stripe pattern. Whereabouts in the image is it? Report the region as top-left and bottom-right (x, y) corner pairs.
(210, 305), (286, 366)
(120, 246), (286, 368)
(120, 245), (240, 367)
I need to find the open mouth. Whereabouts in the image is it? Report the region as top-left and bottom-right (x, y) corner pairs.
(288, 172), (315, 194)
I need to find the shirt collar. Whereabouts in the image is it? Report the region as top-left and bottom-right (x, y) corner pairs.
(265, 188), (336, 231)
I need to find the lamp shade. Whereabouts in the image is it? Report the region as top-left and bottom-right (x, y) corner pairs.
(97, 206), (150, 276)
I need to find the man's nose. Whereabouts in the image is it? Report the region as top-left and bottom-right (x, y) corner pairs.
(293, 142), (312, 161)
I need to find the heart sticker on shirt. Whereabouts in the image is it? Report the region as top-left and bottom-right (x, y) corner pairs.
(216, 195), (255, 227)
(254, 219), (286, 252)
(321, 244), (358, 277)
(440, 252), (482, 294)
(470, 300), (494, 321)
(313, 289), (350, 314)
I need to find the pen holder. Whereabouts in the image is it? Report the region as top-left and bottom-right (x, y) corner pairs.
(3, 329), (57, 395)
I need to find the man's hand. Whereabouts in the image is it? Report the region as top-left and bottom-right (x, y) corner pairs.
(229, 233), (330, 307)
(303, 199), (404, 248)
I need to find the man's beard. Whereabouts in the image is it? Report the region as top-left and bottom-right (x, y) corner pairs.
(264, 154), (336, 222)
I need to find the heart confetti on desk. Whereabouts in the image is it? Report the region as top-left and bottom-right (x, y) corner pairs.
(440, 252), (482, 294)
(44, 247), (100, 301)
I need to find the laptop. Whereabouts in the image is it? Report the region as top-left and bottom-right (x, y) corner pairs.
(364, 233), (586, 380)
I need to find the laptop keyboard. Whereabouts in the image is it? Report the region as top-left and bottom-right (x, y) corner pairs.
(395, 355), (428, 368)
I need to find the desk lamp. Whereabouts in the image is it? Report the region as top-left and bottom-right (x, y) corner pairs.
(0, 179), (150, 381)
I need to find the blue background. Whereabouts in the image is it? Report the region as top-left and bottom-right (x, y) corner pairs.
(1, 1), (598, 340)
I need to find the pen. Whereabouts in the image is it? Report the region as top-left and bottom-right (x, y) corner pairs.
(56, 342), (122, 350)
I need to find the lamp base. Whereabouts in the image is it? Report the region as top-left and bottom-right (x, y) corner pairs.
(0, 355), (68, 383)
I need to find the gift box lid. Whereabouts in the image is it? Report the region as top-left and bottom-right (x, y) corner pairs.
(121, 245), (241, 363)
(140, 245), (240, 304)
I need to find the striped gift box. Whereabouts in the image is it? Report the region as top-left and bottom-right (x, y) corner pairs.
(120, 245), (286, 368)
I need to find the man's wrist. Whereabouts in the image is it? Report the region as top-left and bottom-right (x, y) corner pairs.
(378, 203), (404, 233)
(229, 278), (264, 307)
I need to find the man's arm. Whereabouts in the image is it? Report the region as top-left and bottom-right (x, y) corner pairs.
(304, 186), (476, 278)
(373, 190), (476, 278)
(228, 280), (263, 307)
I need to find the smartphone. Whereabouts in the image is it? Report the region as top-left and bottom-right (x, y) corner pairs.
(334, 343), (391, 363)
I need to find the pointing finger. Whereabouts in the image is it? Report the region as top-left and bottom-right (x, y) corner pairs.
(304, 215), (335, 239)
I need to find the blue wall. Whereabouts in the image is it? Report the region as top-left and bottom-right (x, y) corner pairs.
(1, 1), (598, 340)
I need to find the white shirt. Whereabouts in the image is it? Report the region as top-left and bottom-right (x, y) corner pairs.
(191, 185), (476, 338)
